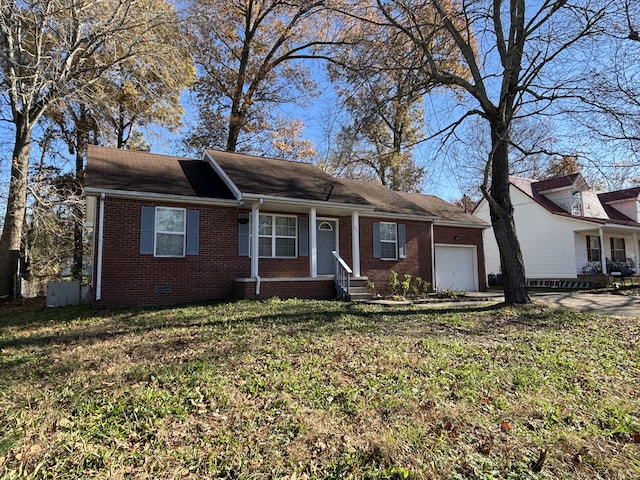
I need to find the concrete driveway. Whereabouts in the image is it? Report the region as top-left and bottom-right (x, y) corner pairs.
(531, 291), (640, 316)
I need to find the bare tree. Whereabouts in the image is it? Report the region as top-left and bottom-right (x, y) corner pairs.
(184, 0), (340, 155)
(375, 0), (611, 304)
(0, 0), (185, 297)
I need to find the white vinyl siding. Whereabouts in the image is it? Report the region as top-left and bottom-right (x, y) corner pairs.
(476, 187), (591, 279)
(543, 189), (574, 213)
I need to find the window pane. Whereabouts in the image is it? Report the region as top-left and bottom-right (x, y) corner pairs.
(380, 241), (397, 259)
(275, 238), (295, 257)
(276, 217), (296, 236)
(589, 237), (600, 249)
(380, 223), (397, 241)
(258, 237), (272, 257)
(259, 215), (272, 235)
(156, 208), (185, 233)
(156, 233), (184, 256)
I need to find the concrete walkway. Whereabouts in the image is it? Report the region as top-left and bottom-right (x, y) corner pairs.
(370, 291), (640, 316)
(531, 291), (640, 316)
(463, 291), (640, 316)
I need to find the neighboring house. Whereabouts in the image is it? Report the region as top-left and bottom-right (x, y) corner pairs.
(474, 173), (640, 284)
(84, 146), (488, 307)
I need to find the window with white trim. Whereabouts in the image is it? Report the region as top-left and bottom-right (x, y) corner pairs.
(611, 237), (626, 262)
(155, 207), (186, 257)
(380, 222), (398, 260)
(256, 214), (297, 258)
(586, 235), (601, 262)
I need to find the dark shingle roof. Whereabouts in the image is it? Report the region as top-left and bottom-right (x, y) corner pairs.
(531, 173), (581, 192)
(86, 146), (486, 226)
(509, 175), (640, 227)
(207, 149), (368, 205)
(337, 178), (434, 217)
(85, 146), (235, 199)
(598, 187), (640, 203)
(399, 192), (487, 225)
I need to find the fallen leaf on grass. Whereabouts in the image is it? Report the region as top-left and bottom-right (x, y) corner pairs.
(633, 433), (640, 443)
(500, 421), (512, 431)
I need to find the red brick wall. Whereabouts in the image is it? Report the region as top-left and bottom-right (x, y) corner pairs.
(252, 209), (311, 278)
(234, 279), (335, 300)
(434, 225), (487, 291)
(95, 197), (250, 308)
(354, 217), (433, 296)
(93, 197), (484, 307)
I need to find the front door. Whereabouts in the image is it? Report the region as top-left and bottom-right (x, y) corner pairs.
(317, 219), (337, 275)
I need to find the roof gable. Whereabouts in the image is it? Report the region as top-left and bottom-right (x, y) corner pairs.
(205, 149), (368, 206)
(531, 173), (583, 192)
(508, 174), (640, 227)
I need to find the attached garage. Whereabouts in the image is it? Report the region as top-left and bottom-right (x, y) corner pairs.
(435, 245), (479, 292)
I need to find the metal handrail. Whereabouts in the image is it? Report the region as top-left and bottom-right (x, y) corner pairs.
(332, 250), (352, 301)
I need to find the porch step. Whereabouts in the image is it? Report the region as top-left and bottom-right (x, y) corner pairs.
(349, 278), (369, 288)
(348, 286), (373, 302)
(347, 277), (373, 302)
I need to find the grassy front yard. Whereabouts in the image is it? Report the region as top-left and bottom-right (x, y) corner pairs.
(0, 299), (638, 479)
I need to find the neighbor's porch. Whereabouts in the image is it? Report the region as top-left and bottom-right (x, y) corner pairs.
(574, 227), (640, 281)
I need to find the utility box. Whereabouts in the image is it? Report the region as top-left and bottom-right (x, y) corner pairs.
(47, 281), (83, 307)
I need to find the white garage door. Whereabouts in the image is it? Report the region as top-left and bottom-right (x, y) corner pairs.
(435, 245), (478, 292)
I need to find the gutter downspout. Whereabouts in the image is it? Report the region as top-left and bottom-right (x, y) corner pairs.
(430, 222), (436, 291)
(96, 193), (105, 301)
(251, 200), (262, 295)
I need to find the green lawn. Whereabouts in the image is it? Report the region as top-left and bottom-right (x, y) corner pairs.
(0, 298), (638, 479)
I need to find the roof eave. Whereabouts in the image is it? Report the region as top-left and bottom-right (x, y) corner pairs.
(83, 187), (240, 207)
(434, 219), (490, 229)
(241, 193), (376, 213)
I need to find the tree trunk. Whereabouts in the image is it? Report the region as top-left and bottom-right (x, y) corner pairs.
(226, 111), (242, 152)
(0, 129), (32, 297)
(488, 122), (530, 305)
(71, 148), (85, 281)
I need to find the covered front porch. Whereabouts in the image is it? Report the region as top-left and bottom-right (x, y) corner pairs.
(238, 197), (369, 300)
(574, 226), (640, 278)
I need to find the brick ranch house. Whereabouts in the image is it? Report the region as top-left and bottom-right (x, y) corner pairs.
(84, 146), (488, 308)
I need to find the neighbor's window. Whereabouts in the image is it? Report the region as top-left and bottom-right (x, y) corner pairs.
(155, 207), (186, 257)
(586, 235), (601, 262)
(257, 214), (297, 257)
(611, 237), (626, 262)
(380, 222), (398, 260)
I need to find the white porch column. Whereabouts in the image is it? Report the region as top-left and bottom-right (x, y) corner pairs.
(351, 211), (361, 277)
(599, 227), (606, 274)
(251, 203), (260, 279)
(634, 231), (639, 274)
(310, 207), (317, 278)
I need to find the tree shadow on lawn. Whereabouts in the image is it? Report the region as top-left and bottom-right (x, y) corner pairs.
(0, 300), (581, 350)
(0, 300), (586, 385)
